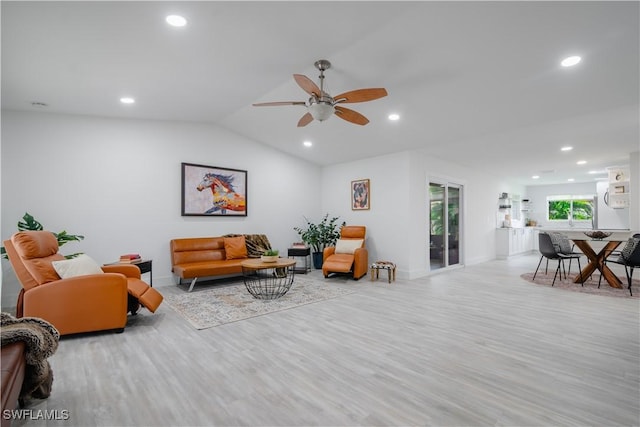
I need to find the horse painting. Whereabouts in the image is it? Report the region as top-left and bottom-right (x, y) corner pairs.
(196, 172), (246, 215)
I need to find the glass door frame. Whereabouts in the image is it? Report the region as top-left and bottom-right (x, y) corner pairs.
(429, 179), (463, 271)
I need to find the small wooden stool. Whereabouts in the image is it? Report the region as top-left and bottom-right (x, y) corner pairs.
(370, 261), (396, 283)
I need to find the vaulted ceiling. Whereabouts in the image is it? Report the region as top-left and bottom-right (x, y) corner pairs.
(2, 1), (638, 186)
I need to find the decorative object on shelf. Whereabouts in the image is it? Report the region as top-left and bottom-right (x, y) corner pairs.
(351, 178), (370, 210)
(583, 230), (613, 240)
(498, 193), (512, 209)
(181, 162), (247, 216)
(294, 214), (346, 269)
(260, 249), (279, 263)
(0, 212), (84, 260)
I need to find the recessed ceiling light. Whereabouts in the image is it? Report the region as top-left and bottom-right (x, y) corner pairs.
(388, 113), (400, 121)
(561, 146), (573, 151)
(166, 15), (187, 27)
(568, 178), (575, 182)
(588, 170), (606, 175)
(561, 56), (581, 67)
(120, 97), (135, 104)
(576, 160), (587, 165)
(303, 141), (312, 147)
(532, 175), (540, 179)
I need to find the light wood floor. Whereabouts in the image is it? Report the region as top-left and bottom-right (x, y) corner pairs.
(10, 254), (640, 427)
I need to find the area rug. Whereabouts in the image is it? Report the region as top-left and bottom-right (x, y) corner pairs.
(520, 271), (639, 299)
(164, 275), (356, 330)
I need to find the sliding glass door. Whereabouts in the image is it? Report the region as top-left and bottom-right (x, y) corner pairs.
(429, 182), (462, 270)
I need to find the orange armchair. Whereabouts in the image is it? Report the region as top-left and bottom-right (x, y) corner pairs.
(322, 226), (368, 280)
(3, 231), (163, 336)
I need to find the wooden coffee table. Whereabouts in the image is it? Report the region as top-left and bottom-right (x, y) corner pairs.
(240, 258), (296, 299)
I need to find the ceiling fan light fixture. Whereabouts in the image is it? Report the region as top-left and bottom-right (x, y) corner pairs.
(166, 15), (187, 27)
(561, 55), (581, 67)
(253, 59), (387, 127)
(308, 102), (335, 121)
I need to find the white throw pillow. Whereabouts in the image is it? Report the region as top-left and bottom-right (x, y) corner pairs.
(334, 239), (364, 254)
(52, 254), (104, 279)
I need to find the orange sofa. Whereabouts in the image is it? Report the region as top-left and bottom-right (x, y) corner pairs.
(170, 235), (272, 292)
(4, 231), (163, 336)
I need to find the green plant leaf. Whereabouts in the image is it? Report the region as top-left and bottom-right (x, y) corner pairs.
(55, 230), (85, 247)
(17, 212), (43, 231)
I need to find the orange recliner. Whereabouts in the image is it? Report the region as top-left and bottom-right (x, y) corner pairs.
(3, 231), (163, 336)
(322, 226), (368, 280)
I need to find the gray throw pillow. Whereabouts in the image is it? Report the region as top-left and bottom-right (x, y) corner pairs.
(550, 232), (572, 254)
(618, 237), (640, 262)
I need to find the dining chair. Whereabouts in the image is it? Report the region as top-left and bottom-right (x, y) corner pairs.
(534, 232), (583, 286)
(549, 231), (583, 276)
(599, 235), (640, 296)
(597, 233), (640, 262)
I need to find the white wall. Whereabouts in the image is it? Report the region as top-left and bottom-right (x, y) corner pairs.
(1, 110), (321, 307)
(321, 151), (416, 276)
(423, 155), (517, 268)
(321, 150), (513, 279)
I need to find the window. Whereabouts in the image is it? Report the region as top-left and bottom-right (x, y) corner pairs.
(547, 195), (594, 221)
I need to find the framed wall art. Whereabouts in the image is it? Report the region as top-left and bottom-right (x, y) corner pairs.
(351, 178), (370, 210)
(181, 162), (247, 216)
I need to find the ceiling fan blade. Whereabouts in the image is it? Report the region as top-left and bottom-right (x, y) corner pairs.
(334, 106), (369, 126)
(297, 112), (314, 127)
(293, 74), (321, 97)
(252, 101), (306, 107)
(333, 88), (388, 104)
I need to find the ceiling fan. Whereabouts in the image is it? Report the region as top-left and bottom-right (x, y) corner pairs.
(252, 59), (388, 127)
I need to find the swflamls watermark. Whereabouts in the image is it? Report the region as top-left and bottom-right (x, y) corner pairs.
(2, 409), (70, 421)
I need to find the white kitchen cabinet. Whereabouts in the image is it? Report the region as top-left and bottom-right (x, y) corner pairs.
(496, 228), (537, 259)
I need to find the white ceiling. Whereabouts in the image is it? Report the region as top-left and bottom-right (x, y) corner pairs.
(2, 1), (638, 186)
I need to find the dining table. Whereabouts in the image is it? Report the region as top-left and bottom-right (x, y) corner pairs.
(570, 237), (626, 288)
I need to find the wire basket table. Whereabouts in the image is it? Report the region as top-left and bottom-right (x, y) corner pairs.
(241, 258), (297, 299)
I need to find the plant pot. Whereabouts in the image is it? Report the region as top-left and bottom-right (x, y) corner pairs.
(261, 255), (278, 263)
(312, 252), (323, 269)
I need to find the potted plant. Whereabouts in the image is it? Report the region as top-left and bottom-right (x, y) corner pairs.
(261, 249), (279, 263)
(294, 214), (345, 269)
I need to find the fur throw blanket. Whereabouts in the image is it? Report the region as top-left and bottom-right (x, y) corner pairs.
(223, 234), (272, 258)
(1, 312), (59, 404)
